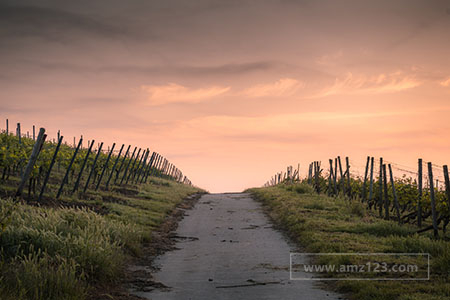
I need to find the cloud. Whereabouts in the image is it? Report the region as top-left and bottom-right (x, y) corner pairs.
(7, 60), (276, 79)
(439, 77), (450, 87)
(241, 78), (305, 98)
(315, 71), (422, 97)
(141, 83), (230, 105)
(0, 3), (134, 43)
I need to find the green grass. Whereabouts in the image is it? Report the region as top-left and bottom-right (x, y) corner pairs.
(247, 182), (450, 300)
(0, 176), (203, 300)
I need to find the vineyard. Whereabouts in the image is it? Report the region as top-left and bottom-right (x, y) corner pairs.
(0, 119), (201, 300)
(0, 119), (192, 202)
(264, 156), (450, 239)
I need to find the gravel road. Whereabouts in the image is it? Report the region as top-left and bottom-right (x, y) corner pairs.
(133, 193), (343, 300)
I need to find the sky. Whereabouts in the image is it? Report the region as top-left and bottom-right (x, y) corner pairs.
(1, 0), (450, 192)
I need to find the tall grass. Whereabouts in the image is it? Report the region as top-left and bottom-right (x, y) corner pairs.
(248, 183), (450, 300)
(0, 198), (143, 300)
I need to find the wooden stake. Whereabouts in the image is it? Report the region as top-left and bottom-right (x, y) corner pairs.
(38, 135), (63, 201)
(345, 157), (351, 197)
(96, 143), (116, 190)
(16, 128), (46, 198)
(17, 123), (21, 144)
(83, 142), (103, 193)
(418, 158), (423, 227)
(104, 143), (124, 190)
(120, 147), (137, 185)
(72, 139), (95, 194)
(57, 138), (83, 199)
(368, 157), (375, 207)
(114, 145), (131, 184)
(388, 164), (401, 223)
(338, 156), (344, 193)
(132, 149), (148, 183)
(444, 165), (450, 209)
(382, 164), (389, 220)
(135, 149), (149, 184)
(379, 157), (383, 217)
(142, 152), (156, 183)
(362, 156), (370, 202)
(329, 159), (336, 195)
(427, 162), (439, 238)
(126, 148), (142, 184)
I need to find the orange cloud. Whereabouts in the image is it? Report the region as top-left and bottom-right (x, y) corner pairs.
(241, 78), (304, 98)
(141, 83), (230, 105)
(439, 77), (450, 87)
(315, 71), (422, 98)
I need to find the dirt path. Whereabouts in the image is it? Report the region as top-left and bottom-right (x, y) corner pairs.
(131, 193), (343, 300)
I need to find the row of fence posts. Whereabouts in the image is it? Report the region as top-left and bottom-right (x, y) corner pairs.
(1, 122), (192, 200)
(265, 163), (300, 186)
(263, 156), (450, 238)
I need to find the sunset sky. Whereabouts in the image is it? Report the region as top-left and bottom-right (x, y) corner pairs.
(1, 0), (450, 192)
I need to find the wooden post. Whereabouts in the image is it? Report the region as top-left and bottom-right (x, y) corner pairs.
(315, 161), (321, 193)
(312, 162), (316, 187)
(297, 163), (300, 181)
(38, 135), (63, 201)
(15, 128), (46, 198)
(379, 157), (383, 217)
(57, 138), (82, 198)
(163, 159), (168, 177)
(418, 159), (423, 227)
(427, 162), (439, 238)
(156, 154), (164, 176)
(388, 164), (401, 223)
(132, 149), (147, 183)
(135, 149), (149, 184)
(104, 144), (124, 190)
(17, 123), (21, 144)
(6, 119), (8, 134)
(126, 148), (142, 184)
(382, 164), (389, 220)
(307, 164), (311, 184)
(160, 158), (167, 177)
(369, 158), (376, 208)
(94, 143), (116, 190)
(142, 152), (156, 183)
(114, 145), (131, 184)
(32, 125), (35, 141)
(140, 151), (153, 183)
(150, 153), (161, 176)
(169, 164), (174, 178)
(331, 159), (337, 195)
(345, 157), (351, 197)
(338, 156), (343, 193)
(328, 161), (332, 195)
(164, 159), (169, 175)
(83, 142), (103, 193)
(72, 139), (94, 194)
(362, 156), (370, 202)
(444, 165), (450, 207)
(334, 158), (338, 188)
(120, 147), (137, 185)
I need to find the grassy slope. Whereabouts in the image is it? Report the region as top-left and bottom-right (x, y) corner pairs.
(247, 183), (450, 300)
(0, 176), (203, 300)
